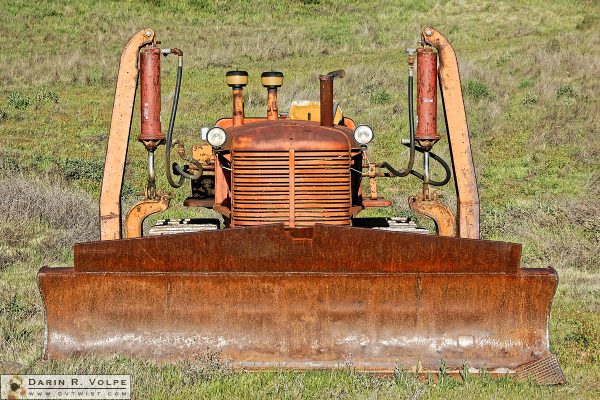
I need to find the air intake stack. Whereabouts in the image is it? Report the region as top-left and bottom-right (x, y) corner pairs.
(226, 70), (248, 127)
(261, 71), (284, 121)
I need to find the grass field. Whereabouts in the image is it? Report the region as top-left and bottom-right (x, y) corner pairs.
(1, 0), (599, 398)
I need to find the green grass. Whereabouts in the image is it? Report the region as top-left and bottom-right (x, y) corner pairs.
(1, 0), (599, 398)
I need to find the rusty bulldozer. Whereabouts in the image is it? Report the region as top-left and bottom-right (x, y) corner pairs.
(38, 27), (565, 384)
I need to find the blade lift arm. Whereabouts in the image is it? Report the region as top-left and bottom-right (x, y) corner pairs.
(422, 27), (480, 239)
(99, 29), (156, 241)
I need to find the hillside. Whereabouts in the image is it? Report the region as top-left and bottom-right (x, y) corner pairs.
(0, 1), (598, 398)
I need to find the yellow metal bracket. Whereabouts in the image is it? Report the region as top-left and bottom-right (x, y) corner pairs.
(100, 29), (156, 241)
(125, 193), (171, 239)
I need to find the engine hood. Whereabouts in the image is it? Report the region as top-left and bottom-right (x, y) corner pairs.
(221, 120), (354, 152)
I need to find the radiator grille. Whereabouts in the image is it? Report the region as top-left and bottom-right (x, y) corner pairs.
(232, 150), (351, 227)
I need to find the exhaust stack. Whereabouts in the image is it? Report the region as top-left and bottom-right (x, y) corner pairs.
(226, 70), (248, 127)
(319, 74), (334, 127)
(319, 70), (345, 127)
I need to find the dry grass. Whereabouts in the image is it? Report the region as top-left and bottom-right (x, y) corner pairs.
(0, 175), (98, 264)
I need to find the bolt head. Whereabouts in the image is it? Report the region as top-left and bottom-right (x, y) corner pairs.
(145, 30), (152, 37)
(425, 29), (433, 36)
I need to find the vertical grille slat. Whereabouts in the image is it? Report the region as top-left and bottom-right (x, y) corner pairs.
(232, 150), (352, 227)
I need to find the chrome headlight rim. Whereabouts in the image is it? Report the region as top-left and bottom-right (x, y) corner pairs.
(206, 126), (227, 147)
(353, 124), (374, 145)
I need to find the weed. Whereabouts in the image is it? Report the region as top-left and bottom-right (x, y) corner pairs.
(522, 93), (538, 105)
(59, 158), (104, 181)
(34, 88), (59, 104)
(556, 84), (576, 99)
(0, 175), (98, 246)
(460, 362), (470, 382)
(464, 80), (494, 101)
(518, 79), (535, 89)
(576, 14), (598, 30)
(375, 31), (388, 46)
(7, 92), (30, 110)
(563, 319), (591, 347)
(178, 350), (232, 384)
(370, 88), (392, 105)
(0, 109), (7, 121)
(186, 0), (212, 10)
(437, 359), (449, 386)
(364, 83), (392, 105)
(0, 251), (24, 271)
(546, 38), (560, 53)
(496, 53), (512, 66)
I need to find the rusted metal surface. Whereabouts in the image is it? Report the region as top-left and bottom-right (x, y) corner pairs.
(138, 47), (164, 145)
(516, 354), (566, 384)
(288, 146), (296, 227)
(409, 190), (456, 237)
(368, 164), (378, 200)
(416, 47), (441, 143)
(39, 224), (560, 381)
(215, 117), (357, 129)
(226, 70), (248, 127)
(71, 225), (520, 273)
(422, 27), (480, 239)
(124, 194), (171, 238)
(361, 198), (392, 207)
(217, 120), (353, 227)
(224, 120), (353, 151)
(266, 88), (279, 120)
(319, 75), (334, 127)
(231, 150), (352, 227)
(232, 89), (244, 127)
(100, 29), (155, 241)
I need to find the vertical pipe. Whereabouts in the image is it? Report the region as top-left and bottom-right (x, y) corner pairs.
(267, 88), (278, 120)
(232, 89), (244, 127)
(415, 47), (441, 142)
(262, 71), (284, 121)
(138, 47), (164, 143)
(423, 151), (430, 183)
(319, 75), (334, 127)
(226, 70), (248, 127)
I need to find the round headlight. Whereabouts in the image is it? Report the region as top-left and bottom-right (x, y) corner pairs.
(354, 125), (373, 145)
(207, 127), (227, 147)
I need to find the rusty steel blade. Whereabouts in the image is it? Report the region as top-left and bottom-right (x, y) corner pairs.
(38, 224), (562, 382)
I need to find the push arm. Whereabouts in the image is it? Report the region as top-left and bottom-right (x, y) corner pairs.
(99, 29), (155, 240)
(422, 27), (480, 239)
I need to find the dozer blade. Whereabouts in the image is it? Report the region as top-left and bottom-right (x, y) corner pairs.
(38, 224), (564, 383)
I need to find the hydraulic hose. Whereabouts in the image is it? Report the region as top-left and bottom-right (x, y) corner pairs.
(174, 159), (203, 180)
(165, 53), (186, 188)
(378, 62), (416, 177)
(403, 142), (451, 186)
(380, 143), (451, 186)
